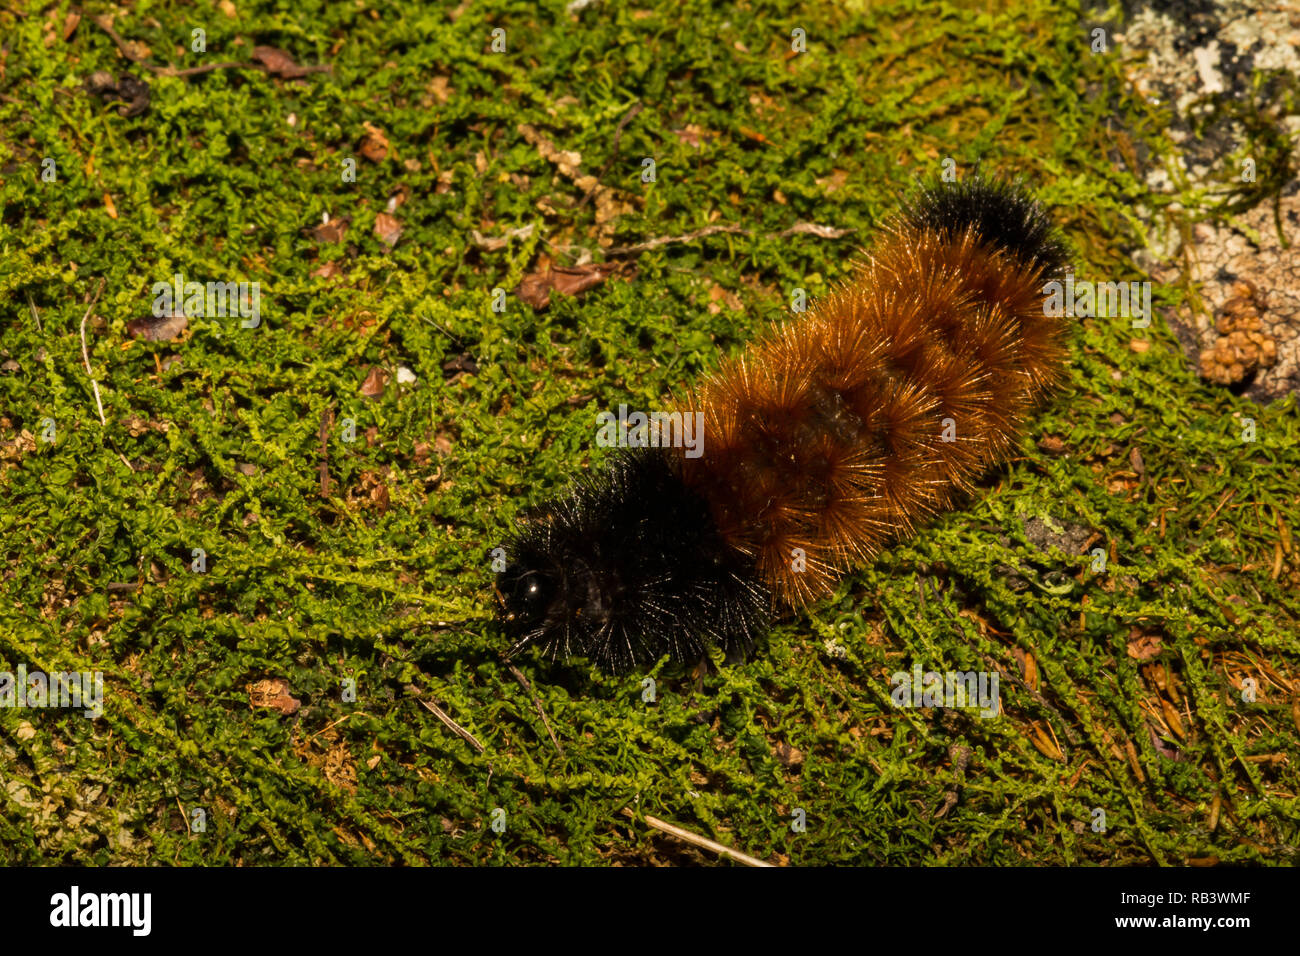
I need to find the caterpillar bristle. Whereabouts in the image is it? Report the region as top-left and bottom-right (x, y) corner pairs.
(498, 449), (770, 673)
(498, 174), (1070, 672)
(898, 173), (1069, 277)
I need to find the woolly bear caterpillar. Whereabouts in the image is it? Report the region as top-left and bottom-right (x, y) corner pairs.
(497, 176), (1069, 673)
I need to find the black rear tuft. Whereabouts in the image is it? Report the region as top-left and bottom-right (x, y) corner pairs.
(497, 448), (770, 674)
(901, 174), (1068, 277)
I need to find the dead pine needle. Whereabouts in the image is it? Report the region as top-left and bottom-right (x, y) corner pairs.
(419, 697), (485, 753)
(621, 807), (775, 867)
(79, 279), (108, 427)
(26, 291), (42, 331)
(506, 663), (565, 759)
(603, 221), (853, 257)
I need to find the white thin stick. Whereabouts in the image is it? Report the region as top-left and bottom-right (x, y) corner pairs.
(79, 279), (107, 427)
(623, 808), (775, 867)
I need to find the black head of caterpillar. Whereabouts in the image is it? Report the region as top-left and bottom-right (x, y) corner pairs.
(496, 448), (770, 674)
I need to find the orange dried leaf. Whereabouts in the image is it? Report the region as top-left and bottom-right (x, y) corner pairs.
(374, 212), (402, 248)
(126, 312), (187, 341)
(517, 263), (619, 310)
(248, 678), (300, 715)
(360, 366), (389, 398)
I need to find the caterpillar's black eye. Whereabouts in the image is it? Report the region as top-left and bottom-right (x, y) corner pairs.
(516, 573), (546, 609)
(499, 564), (556, 629)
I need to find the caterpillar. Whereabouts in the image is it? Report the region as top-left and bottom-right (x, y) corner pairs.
(496, 176), (1069, 674)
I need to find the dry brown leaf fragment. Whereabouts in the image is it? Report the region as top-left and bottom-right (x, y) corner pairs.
(374, 212), (402, 248)
(429, 75), (452, 103)
(360, 366), (389, 398)
(707, 283), (742, 313)
(311, 217), (348, 243)
(1030, 723), (1065, 761)
(359, 122), (390, 163)
(252, 45), (320, 78)
(516, 123), (583, 178)
(126, 312), (188, 342)
(671, 126), (707, 148)
(1126, 628), (1163, 661)
(773, 741), (804, 768)
(348, 470), (391, 512)
(1038, 434), (1067, 456)
(1159, 698), (1186, 740)
(441, 354), (479, 378)
(1129, 447), (1145, 475)
(816, 168), (849, 193)
(248, 678), (301, 715)
(517, 263), (620, 310)
(1023, 651), (1039, 691)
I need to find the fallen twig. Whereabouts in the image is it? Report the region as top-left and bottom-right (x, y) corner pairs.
(576, 101), (644, 210)
(603, 221), (853, 256)
(506, 663), (565, 759)
(78, 279), (107, 426)
(307, 712), (365, 742)
(90, 16), (326, 78)
(157, 61), (252, 78)
(470, 223), (535, 251)
(621, 807), (774, 867)
(779, 221), (855, 239)
(604, 224), (748, 255)
(419, 698), (486, 753)
(92, 15), (242, 76)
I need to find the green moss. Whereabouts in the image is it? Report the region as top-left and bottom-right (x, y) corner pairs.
(0, 0), (1296, 865)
